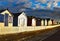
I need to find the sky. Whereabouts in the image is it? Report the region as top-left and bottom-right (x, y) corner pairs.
(0, 0), (60, 12)
(0, 0), (60, 22)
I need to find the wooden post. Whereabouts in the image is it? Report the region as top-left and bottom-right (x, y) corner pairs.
(32, 18), (36, 26)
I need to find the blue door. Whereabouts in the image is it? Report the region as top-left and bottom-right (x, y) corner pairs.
(4, 14), (8, 26)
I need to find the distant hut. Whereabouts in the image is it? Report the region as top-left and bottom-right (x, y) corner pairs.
(36, 18), (41, 26)
(18, 12), (55, 27)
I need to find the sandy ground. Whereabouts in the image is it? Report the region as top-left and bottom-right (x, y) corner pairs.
(0, 23), (60, 41)
(0, 26), (60, 41)
(0, 23), (12, 27)
(0, 22), (60, 35)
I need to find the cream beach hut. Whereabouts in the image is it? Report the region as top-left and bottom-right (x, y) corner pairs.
(0, 9), (13, 26)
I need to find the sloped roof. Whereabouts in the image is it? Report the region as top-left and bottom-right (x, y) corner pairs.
(0, 9), (13, 16)
(18, 9), (60, 20)
(24, 11), (55, 19)
(0, 9), (6, 13)
(12, 12), (22, 17)
(0, 8), (60, 20)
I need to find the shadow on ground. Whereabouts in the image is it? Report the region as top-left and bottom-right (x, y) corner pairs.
(0, 26), (60, 41)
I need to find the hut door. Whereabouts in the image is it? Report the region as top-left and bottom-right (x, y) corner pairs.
(27, 18), (32, 26)
(36, 19), (41, 26)
(13, 16), (18, 26)
(20, 18), (25, 26)
(4, 14), (9, 26)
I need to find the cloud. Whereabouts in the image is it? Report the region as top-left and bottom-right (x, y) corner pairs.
(0, 0), (15, 2)
(53, 1), (58, 7)
(46, 0), (60, 8)
(24, 2), (32, 8)
(7, 0), (16, 2)
(35, 0), (48, 3)
(8, 0), (31, 8)
(54, 0), (60, 2)
(34, 3), (41, 9)
(0, 0), (60, 11)
(34, 0), (60, 8)
(47, 2), (52, 8)
(16, 0), (29, 4)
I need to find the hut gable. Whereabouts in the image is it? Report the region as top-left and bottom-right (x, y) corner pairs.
(1, 9), (12, 16)
(18, 12), (27, 18)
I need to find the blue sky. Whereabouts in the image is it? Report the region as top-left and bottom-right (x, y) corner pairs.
(0, 0), (60, 21)
(58, 2), (60, 6)
(0, 0), (60, 12)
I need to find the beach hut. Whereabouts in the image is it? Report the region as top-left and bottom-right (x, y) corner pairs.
(0, 9), (13, 26)
(18, 12), (27, 27)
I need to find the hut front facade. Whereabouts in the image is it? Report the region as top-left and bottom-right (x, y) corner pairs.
(18, 12), (27, 27)
(18, 12), (57, 27)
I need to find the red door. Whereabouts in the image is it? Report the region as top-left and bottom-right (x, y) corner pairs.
(27, 17), (32, 26)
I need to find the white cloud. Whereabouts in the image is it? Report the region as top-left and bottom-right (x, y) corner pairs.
(34, 0), (60, 8)
(1, 0), (60, 10)
(53, 1), (58, 7)
(34, 3), (40, 9)
(19, 8), (26, 12)
(10, 0), (28, 3)
(16, 0), (29, 4)
(32, 7), (36, 10)
(54, 0), (60, 2)
(24, 2), (32, 8)
(36, 0), (48, 3)
(0, 0), (29, 3)
(8, 0), (15, 2)
(47, 2), (52, 8)
(47, 0), (59, 8)
(33, 3), (45, 9)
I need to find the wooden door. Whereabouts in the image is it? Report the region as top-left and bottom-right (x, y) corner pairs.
(4, 14), (8, 26)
